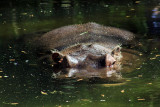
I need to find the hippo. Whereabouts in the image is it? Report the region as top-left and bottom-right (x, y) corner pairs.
(27, 22), (137, 80)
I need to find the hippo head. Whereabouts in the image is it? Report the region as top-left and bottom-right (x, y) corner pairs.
(51, 43), (121, 70)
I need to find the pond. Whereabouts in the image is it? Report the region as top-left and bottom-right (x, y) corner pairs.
(0, 0), (160, 107)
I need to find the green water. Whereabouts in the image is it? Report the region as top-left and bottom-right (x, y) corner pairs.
(0, 0), (160, 107)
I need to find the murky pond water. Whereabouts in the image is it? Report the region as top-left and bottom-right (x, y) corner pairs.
(0, 0), (160, 107)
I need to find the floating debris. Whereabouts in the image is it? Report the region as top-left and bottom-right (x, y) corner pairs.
(50, 90), (57, 94)
(10, 103), (19, 105)
(101, 94), (105, 97)
(100, 100), (106, 102)
(35, 96), (38, 99)
(0, 76), (2, 78)
(4, 76), (9, 78)
(121, 90), (125, 93)
(21, 51), (27, 54)
(41, 91), (48, 95)
(9, 46), (12, 48)
(77, 78), (83, 81)
(135, 1), (140, 4)
(136, 67), (141, 70)
(126, 16), (130, 18)
(59, 91), (64, 94)
(29, 14), (34, 17)
(104, 5), (109, 7)
(0, 70), (3, 72)
(9, 59), (15, 62)
(21, 13), (27, 15)
(14, 62), (18, 66)
(25, 60), (29, 63)
(3, 102), (19, 105)
(126, 79), (131, 82)
(156, 54), (160, 57)
(66, 100), (69, 102)
(81, 99), (91, 102)
(101, 82), (126, 87)
(138, 75), (142, 77)
(150, 57), (156, 60)
(137, 98), (145, 101)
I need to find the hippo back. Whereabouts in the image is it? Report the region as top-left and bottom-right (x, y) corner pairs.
(33, 22), (134, 53)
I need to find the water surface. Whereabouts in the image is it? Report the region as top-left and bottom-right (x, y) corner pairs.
(0, 0), (160, 107)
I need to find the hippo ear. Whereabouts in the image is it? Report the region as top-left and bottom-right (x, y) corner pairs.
(105, 54), (116, 67)
(52, 52), (64, 63)
(52, 52), (78, 68)
(111, 46), (121, 56)
(55, 55), (78, 68)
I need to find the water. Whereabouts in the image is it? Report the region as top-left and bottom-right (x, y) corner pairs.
(0, 0), (160, 107)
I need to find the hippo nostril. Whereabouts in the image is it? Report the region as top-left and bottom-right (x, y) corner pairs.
(112, 61), (116, 65)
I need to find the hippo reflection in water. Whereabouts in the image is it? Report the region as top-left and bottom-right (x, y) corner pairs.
(29, 22), (136, 80)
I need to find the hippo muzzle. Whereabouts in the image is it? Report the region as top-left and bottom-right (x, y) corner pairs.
(51, 43), (121, 70)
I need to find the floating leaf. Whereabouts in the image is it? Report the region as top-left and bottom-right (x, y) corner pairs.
(29, 14), (34, 17)
(137, 98), (145, 101)
(59, 91), (64, 94)
(135, 1), (140, 3)
(126, 16), (130, 18)
(136, 68), (141, 70)
(66, 100), (69, 102)
(9, 59), (15, 62)
(0, 76), (2, 78)
(21, 51), (27, 54)
(101, 83), (126, 87)
(41, 91), (48, 95)
(10, 103), (19, 105)
(150, 57), (156, 60)
(50, 90), (57, 94)
(138, 75), (142, 77)
(81, 99), (90, 102)
(3, 102), (19, 105)
(21, 13), (27, 15)
(138, 43), (143, 46)
(0, 70), (3, 72)
(101, 94), (105, 97)
(77, 79), (83, 81)
(4, 76), (8, 78)
(121, 90), (125, 93)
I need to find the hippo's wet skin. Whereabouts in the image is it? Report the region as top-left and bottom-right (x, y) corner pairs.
(28, 22), (138, 80)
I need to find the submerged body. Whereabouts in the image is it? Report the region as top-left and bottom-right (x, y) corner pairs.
(28, 22), (136, 80)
